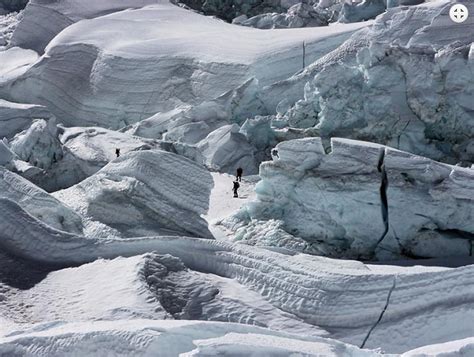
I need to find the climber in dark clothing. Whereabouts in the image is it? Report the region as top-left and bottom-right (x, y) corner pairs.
(236, 167), (243, 182)
(233, 180), (240, 198)
(115, 148), (120, 158)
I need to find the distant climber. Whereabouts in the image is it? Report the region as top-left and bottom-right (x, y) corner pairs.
(115, 148), (120, 158)
(236, 167), (243, 182)
(233, 180), (240, 198)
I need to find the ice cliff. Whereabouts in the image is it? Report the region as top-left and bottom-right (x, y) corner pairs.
(225, 138), (474, 260)
(0, 99), (52, 139)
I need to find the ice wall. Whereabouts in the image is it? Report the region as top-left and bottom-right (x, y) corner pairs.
(231, 138), (474, 260)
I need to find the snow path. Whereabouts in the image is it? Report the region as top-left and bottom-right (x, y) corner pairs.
(204, 172), (258, 240)
(0, 197), (473, 352)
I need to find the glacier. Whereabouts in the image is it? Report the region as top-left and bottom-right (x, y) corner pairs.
(0, 0), (472, 355)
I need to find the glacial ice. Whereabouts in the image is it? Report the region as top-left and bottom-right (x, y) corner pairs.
(0, 167), (84, 234)
(0, 0), (472, 354)
(0, 195), (473, 352)
(1, 1), (370, 128)
(197, 124), (258, 175)
(275, 1), (474, 165)
(0, 99), (52, 139)
(226, 137), (474, 260)
(187, 0), (401, 29)
(10, 118), (63, 170)
(53, 150), (214, 239)
(0, 11), (19, 47)
(236, 3), (329, 29)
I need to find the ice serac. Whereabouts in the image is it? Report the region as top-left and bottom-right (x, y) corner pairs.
(0, 198), (472, 353)
(0, 167), (84, 234)
(229, 137), (474, 260)
(10, 118), (63, 170)
(2, 1), (370, 128)
(198, 124), (258, 175)
(53, 150), (214, 239)
(277, 0), (474, 165)
(53, 126), (160, 189)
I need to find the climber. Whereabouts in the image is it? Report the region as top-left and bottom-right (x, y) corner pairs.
(115, 148), (120, 158)
(236, 167), (243, 182)
(233, 180), (240, 198)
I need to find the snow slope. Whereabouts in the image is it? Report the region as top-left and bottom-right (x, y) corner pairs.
(226, 137), (474, 260)
(53, 150), (214, 239)
(0, 197), (473, 352)
(2, 1), (370, 128)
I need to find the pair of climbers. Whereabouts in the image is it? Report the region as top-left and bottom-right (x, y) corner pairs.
(233, 167), (243, 198)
